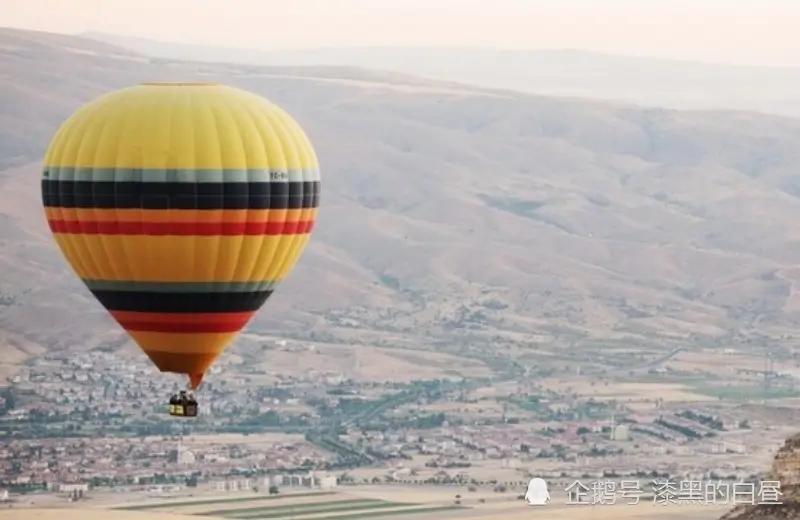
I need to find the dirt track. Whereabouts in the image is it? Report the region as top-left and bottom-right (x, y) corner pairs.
(0, 510), (223, 520)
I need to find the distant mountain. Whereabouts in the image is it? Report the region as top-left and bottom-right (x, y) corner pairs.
(3, 27), (800, 375)
(82, 31), (800, 117)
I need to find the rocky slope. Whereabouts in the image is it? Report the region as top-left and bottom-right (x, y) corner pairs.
(721, 434), (800, 519)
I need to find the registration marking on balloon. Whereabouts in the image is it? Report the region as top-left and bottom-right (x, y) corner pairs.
(40, 83), (321, 390)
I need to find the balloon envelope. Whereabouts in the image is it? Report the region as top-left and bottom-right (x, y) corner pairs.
(41, 82), (321, 388)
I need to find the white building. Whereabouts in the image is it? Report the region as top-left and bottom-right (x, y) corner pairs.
(391, 468), (412, 480)
(318, 475), (337, 490)
(60, 483), (88, 493)
(724, 442), (747, 454)
(611, 425), (630, 441)
(178, 449), (196, 465)
(60, 483), (88, 500)
(263, 475), (281, 488)
(209, 481), (227, 492)
(175, 439), (196, 465)
(208, 479), (247, 492)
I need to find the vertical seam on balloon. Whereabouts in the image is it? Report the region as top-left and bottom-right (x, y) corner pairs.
(116, 89), (138, 284)
(162, 88), (176, 310)
(186, 87), (199, 312)
(243, 96), (274, 290)
(226, 93), (257, 289)
(231, 93), (254, 305)
(45, 167), (71, 275)
(275, 115), (302, 286)
(138, 90), (162, 286)
(92, 103), (124, 285)
(280, 114), (296, 268)
(47, 170), (77, 280)
(218, 92), (245, 296)
(83, 101), (116, 281)
(177, 86), (199, 320)
(272, 109), (312, 288)
(207, 92), (225, 318)
(260, 109), (292, 287)
(54, 120), (91, 279)
(296, 118), (320, 269)
(256, 104), (285, 286)
(45, 120), (80, 279)
(64, 108), (102, 281)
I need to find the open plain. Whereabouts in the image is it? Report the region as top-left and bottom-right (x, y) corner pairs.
(0, 487), (732, 520)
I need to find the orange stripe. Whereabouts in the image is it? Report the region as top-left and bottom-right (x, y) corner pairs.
(143, 350), (219, 378)
(130, 331), (236, 354)
(44, 207), (317, 223)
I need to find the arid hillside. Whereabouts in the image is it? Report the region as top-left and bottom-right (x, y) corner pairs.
(3, 27), (800, 370)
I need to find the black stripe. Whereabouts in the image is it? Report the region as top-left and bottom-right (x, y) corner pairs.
(41, 180), (320, 210)
(91, 290), (274, 313)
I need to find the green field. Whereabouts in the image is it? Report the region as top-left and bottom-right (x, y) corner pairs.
(322, 506), (466, 520)
(116, 492), (334, 511)
(691, 384), (800, 400)
(115, 490), (467, 519)
(204, 499), (399, 518)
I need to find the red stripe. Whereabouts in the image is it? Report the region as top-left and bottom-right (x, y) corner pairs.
(119, 318), (250, 334)
(121, 321), (244, 333)
(114, 311), (255, 334)
(47, 219), (315, 236)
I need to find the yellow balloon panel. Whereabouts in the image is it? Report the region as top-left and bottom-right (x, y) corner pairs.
(41, 83), (321, 387)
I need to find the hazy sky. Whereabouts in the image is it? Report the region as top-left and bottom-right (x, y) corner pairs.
(3, 0), (800, 65)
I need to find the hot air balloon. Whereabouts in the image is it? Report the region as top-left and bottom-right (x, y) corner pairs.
(41, 83), (320, 417)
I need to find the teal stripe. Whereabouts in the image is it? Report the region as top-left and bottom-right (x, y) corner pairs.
(42, 166), (321, 183)
(81, 280), (279, 293)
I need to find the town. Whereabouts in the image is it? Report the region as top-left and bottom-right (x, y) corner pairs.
(0, 340), (795, 504)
